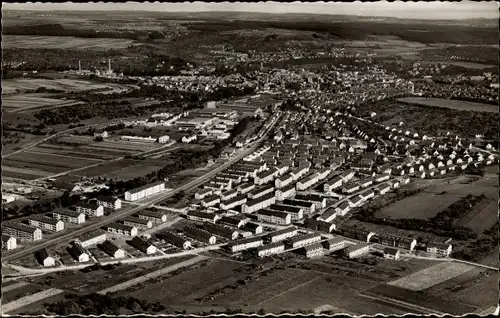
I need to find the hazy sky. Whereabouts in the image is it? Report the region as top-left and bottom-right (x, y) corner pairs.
(3, 1), (498, 20)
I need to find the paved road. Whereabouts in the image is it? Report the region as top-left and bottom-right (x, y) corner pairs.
(3, 115), (278, 263)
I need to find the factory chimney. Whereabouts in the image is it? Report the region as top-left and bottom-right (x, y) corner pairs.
(78, 60), (81, 71)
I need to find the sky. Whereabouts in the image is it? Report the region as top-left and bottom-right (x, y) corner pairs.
(3, 1), (498, 20)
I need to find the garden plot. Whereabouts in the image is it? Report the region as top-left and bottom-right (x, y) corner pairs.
(388, 262), (474, 291)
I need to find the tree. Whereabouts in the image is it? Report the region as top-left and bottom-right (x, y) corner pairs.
(148, 30), (165, 40)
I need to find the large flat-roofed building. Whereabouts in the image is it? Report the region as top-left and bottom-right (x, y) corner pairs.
(157, 231), (191, 250)
(2, 235), (17, 250)
(77, 230), (107, 248)
(125, 181), (166, 201)
(105, 222), (138, 236)
(75, 202), (104, 217)
(137, 210), (168, 224)
(122, 216), (152, 229)
(228, 236), (264, 253)
(27, 215), (64, 232)
(256, 209), (291, 225)
(266, 226), (298, 243)
(99, 240), (125, 259)
(257, 242), (285, 257)
(52, 208), (85, 224)
(183, 226), (217, 245)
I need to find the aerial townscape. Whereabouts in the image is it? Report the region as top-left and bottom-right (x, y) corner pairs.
(1, 2), (498, 316)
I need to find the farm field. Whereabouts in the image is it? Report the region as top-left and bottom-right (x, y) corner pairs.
(422, 60), (497, 69)
(2, 77), (134, 95)
(454, 198), (498, 234)
(3, 35), (137, 50)
(364, 284), (478, 315)
(376, 191), (461, 219)
(2, 166), (52, 180)
(397, 97), (498, 113)
(2, 94), (83, 113)
(56, 136), (163, 153)
(388, 262), (475, 291)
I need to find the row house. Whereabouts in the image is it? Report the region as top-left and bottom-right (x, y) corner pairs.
(157, 231), (191, 250)
(303, 217), (336, 233)
(95, 196), (121, 211)
(52, 208), (85, 224)
(335, 201), (351, 216)
(266, 226), (298, 243)
(242, 222), (263, 234)
(237, 182), (255, 194)
(122, 216), (152, 229)
(349, 195), (364, 208)
(275, 172), (294, 189)
(220, 194), (247, 210)
(359, 189), (375, 201)
(204, 182), (224, 193)
(290, 166), (309, 180)
(282, 199), (315, 214)
(257, 242), (285, 257)
(426, 242), (452, 256)
(242, 192), (276, 214)
(342, 182), (360, 194)
(124, 181), (165, 202)
(276, 162), (290, 176)
(375, 183), (392, 195)
(201, 194), (221, 208)
(302, 243), (325, 258)
(137, 209), (168, 225)
(203, 223), (239, 240)
(221, 189), (238, 201)
(375, 173), (390, 183)
(257, 209), (291, 225)
(374, 234), (417, 252)
(226, 169), (251, 179)
(255, 168), (279, 186)
(288, 232), (322, 249)
(276, 184), (297, 201)
(228, 236), (264, 253)
(77, 230), (107, 248)
(317, 207), (337, 223)
(324, 176), (343, 192)
(186, 210), (221, 223)
(28, 215), (64, 232)
(75, 202), (104, 217)
(345, 242), (372, 259)
(130, 236), (157, 255)
(340, 170), (356, 182)
(248, 184), (275, 200)
(183, 226), (217, 245)
(219, 215), (247, 228)
(296, 172), (321, 191)
(294, 194), (327, 209)
(105, 223), (138, 236)
(99, 240), (125, 259)
(322, 237), (349, 252)
(269, 204), (304, 220)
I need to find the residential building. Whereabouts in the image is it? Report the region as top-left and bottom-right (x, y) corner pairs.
(288, 232), (322, 249)
(96, 196), (122, 210)
(257, 242), (285, 257)
(242, 192), (276, 213)
(282, 199), (315, 214)
(157, 231), (191, 250)
(228, 236), (264, 253)
(52, 208), (85, 224)
(36, 248), (55, 267)
(254, 168), (278, 185)
(342, 182), (360, 194)
(219, 215), (246, 228)
(122, 216), (153, 229)
(99, 240), (125, 258)
(124, 181), (166, 201)
(302, 242), (324, 258)
(344, 242), (372, 259)
(335, 201), (350, 216)
(237, 182), (255, 194)
(296, 172), (321, 191)
(317, 207), (337, 223)
(203, 223), (239, 240)
(201, 194), (221, 208)
(276, 184), (296, 201)
(324, 176), (343, 192)
(303, 218), (336, 233)
(183, 226), (217, 245)
(69, 243), (90, 262)
(248, 184), (274, 199)
(221, 189), (238, 201)
(75, 202), (104, 217)
(2, 235), (17, 250)
(137, 210), (167, 224)
(220, 194), (247, 210)
(28, 215), (64, 232)
(195, 188), (213, 200)
(130, 236), (157, 254)
(105, 223), (138, 236)
(383, 247), (401, 260)
(322, 237), (348, 252)
(77, 230), (107, 248)
(275, 172), (294, 189)
(269, 204), (304, 220)
(426, 242), (452, 256)
(186, 210), (221, 223)
(242, 222), (263, 234)
(257, 209), (291, 225)
(294, 194), (327, 209)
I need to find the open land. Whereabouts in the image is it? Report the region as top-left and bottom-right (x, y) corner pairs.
(2, 94), (83, 113)
(3, 35), (138, 50)
(397, 97), (499, 113)
(2, 78), (134, 95)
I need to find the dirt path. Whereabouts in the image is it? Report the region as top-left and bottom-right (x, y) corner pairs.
(2, 288), (65, 314)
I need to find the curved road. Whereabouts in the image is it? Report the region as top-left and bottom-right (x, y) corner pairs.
(3, 114), (279, 263)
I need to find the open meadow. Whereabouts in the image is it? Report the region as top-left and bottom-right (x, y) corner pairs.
(2, 94), (83, 113)
(3, 35), (137, 50)
(397, 97), (499, 113)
